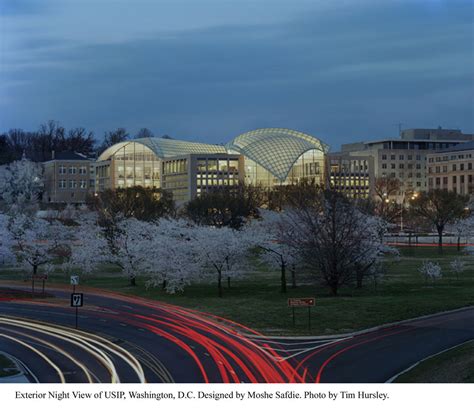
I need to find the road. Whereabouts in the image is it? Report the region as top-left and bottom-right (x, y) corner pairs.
(1, 284), (473, 383)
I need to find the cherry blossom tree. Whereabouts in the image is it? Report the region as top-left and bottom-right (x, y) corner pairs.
(0, 213), (16, 266)
(61, 212), (109, 278)
(447, 214), (474, 251)
(248, 209), (299, 293)
(0, 157), (43, 213)
(192, 225), (254, 297)
(6, 213), (68, 276)
(419, 260), (442, 285)
(449, 258), (465, 281)
(146, 219), (202, 294)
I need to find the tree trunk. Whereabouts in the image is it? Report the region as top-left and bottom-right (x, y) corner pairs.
(162, 279), (167, 290)
(291, 264), (296, 288)
(218, 270), (223, 298)
(457, 236), (461, 251)
(281, 263), (287, 293)
(227, 276), (231, 288)
(437, 226), (443, 253)
(356, 272), (363, 289)
(33, 264), (38, 275)
(130, 276), (136, 286)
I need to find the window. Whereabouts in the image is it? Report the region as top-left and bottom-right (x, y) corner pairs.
(453, 176), (457, 184)
(416, 164), (421, 170)
(469, 163), (473, 170)
(381, 154), (387, 160)
(461, 175), (465, 184)
(69, 180), (77, 189)
(69, 166), (77, 174)
(399, 155), (404, 160)
(416, 154), (421, 160)
(391, 164), (396, 169)
(79, 180), (87, 189)
(416, 182), (421, 187)
(79, 166), (87, 175)
(453, 164), (457, 171)
(399, 164), (404, 169)
(59, 180), (66, 189)
(443, 166), (448, 173)
(382, 163), (387, 169)
(443, 177), (448, 185)
(59, 165), (67, 174)
(460, 163), (465, 171)
(390, 155), (396, 160)
(408, 155), (413, 161)
(436, 177), (441, 186)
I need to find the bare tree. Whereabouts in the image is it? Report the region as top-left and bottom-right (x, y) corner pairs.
(282, 190), (390, 296)
(134, 128), (154, 139)
(409, 189), (469, 252)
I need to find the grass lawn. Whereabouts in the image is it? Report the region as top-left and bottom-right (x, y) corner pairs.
(395, 340), (474, 383)
(0, 246), (473, 336)
(0, 354), (19, 378)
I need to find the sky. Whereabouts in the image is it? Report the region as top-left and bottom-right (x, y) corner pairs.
(0, 0), (473, 149)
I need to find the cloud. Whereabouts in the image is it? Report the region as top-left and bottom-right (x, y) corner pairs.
(0, 0), (472, 148)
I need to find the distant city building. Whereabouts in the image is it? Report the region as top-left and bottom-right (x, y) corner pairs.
(327, 153), (375, 199)
(340, 128), (473, 202)
(42, 151), (95, 203)
(427, 141), (474, 196)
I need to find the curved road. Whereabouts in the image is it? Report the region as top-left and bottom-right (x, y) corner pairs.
(0, 284), (473, 383)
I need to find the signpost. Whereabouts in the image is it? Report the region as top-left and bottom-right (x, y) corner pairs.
(288, 297), (315, 329)
(70, 293), (83, 329)
(31, 274), (48, 296)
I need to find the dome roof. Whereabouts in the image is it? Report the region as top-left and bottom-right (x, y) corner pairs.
(97, 137), (226, 161)
(225, 128), (329, 181)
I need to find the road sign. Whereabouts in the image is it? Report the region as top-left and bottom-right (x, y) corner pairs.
(32, 274), (48, 281)
(70, 293), (83, 307)
(288, 298), (315, 307)
(70, 275), (79, 285)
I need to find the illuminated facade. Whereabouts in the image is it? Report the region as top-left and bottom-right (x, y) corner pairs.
(95, 128), (331, 201)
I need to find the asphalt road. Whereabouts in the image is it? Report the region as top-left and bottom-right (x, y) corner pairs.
(1, 284), (473, 383)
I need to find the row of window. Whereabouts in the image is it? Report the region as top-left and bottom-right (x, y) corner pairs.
(428, 153), (473, 162)
(429, 175), (473, 186)
(381, 163), (423, 170)
(428, 163), (473, 173)
(58, 180), (90, 189)
(58, 165), (89, 175)
(381, 154), (423, 161)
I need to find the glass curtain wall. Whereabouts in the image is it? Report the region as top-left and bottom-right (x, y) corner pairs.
(111, 142), (161, 188)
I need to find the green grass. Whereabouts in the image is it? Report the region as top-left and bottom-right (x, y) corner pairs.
(1, 246), (473, 336)
(395, 340), (474, 383)
(0, 354), (19, 378)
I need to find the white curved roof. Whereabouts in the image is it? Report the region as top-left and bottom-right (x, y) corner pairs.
(225, 128), (329, 181)
(97, 137), (226, 161)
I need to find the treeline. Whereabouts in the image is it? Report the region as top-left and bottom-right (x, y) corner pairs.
(0, 121), (159, 164)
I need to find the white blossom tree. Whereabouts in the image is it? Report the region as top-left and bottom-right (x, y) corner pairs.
(419, 260), (442, 285)
(0, 158), (43, 213)
(248, 209), (299, 293)
(61, 212), (109, 279)
(104, 217), (159, 286)
(447, 214), (474, 251)
(146, 219), (202, 294)
(449, 258), (465, 281)
(6, 213), (68, 276)
(191, 225), (255, 297)
(0, 213), (16, 266)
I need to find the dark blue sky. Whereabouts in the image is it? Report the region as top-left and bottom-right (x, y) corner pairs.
(1, 0), (473, 149)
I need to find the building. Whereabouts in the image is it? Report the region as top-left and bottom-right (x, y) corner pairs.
(340, 128), (473, 202)
(95, 128), (330, 200)
(161, 153), (244, 202)
(427, 141), (474, 196)
(42, 151), (95, 203)
(327, 153), (374, 199)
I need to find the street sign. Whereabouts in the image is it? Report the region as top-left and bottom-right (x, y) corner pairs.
(70, 293), (83, 307)
(288, 298), (315, 307)
(32, 274), (48, 281)
(70, 275), (79, 285)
